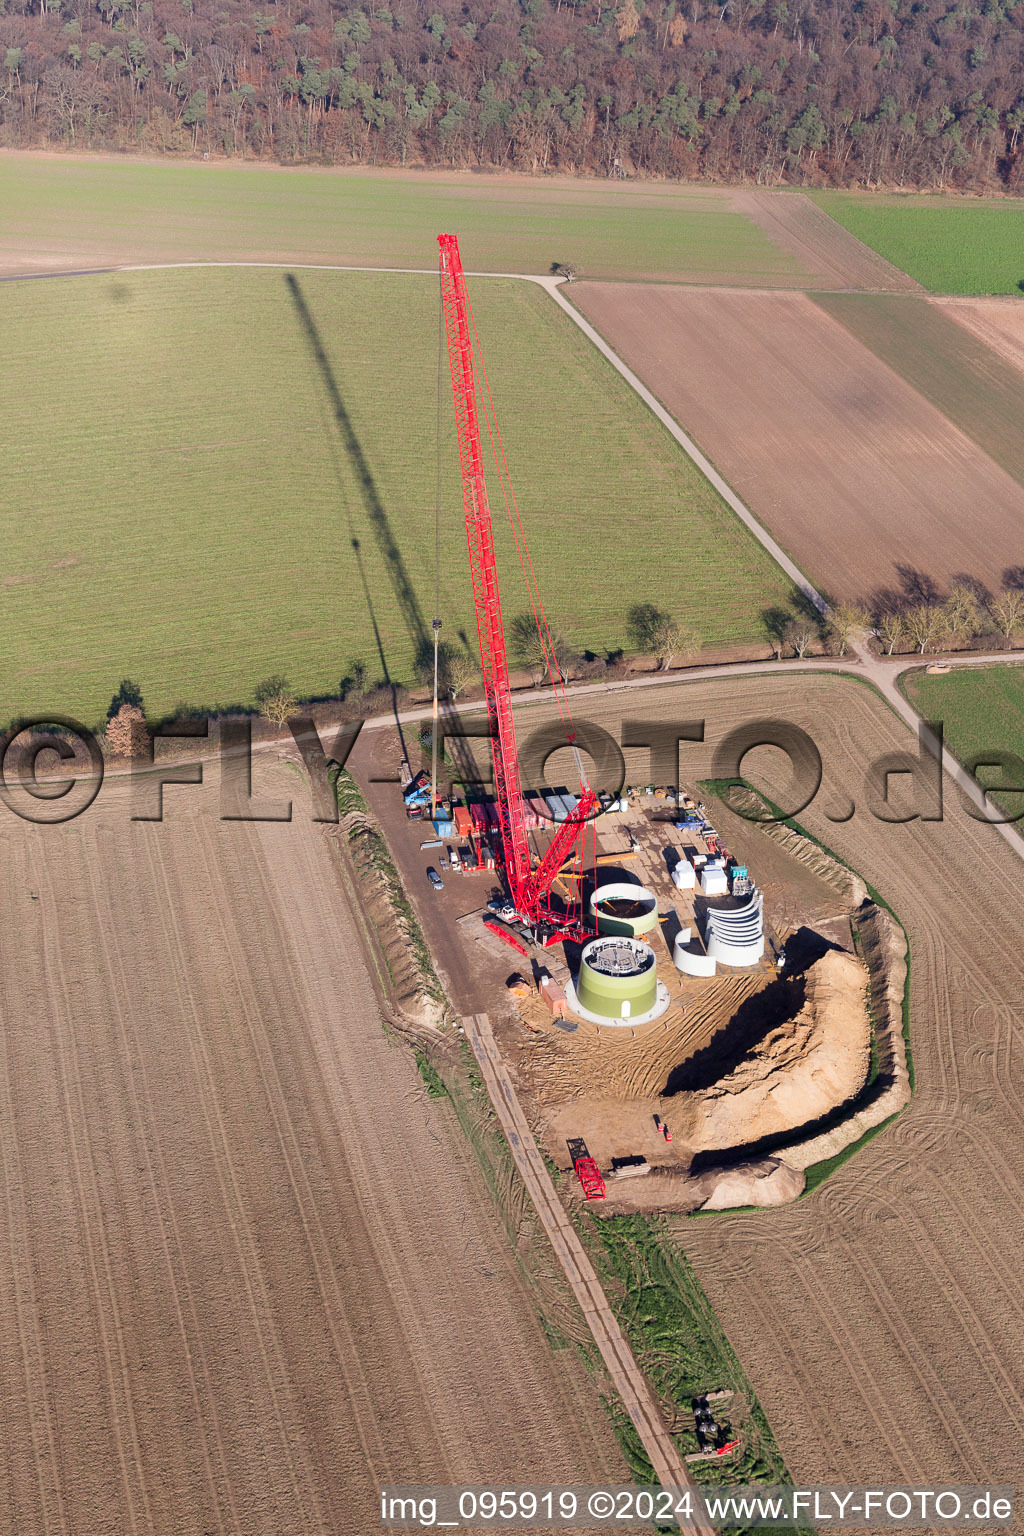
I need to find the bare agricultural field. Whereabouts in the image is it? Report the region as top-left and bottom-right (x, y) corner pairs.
(492, 669), (1024, 1489)
(817, 292), (1024, 504)
(937, 296), (1024, 378)
(0, 760), (626, 1535)
(572, 282), (1024, 603)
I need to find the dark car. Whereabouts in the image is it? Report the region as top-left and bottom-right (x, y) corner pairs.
(426, 866), (444, 890)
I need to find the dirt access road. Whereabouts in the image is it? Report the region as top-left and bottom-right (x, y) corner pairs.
(731, 190), (923, 294)
(474, 668), (1024, 1491)
(0, 760), (626, 1535)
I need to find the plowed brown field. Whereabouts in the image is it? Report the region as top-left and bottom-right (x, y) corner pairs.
(502, 670), (1024, 1488)
(571, 283), (1024, 602)
(0, 761), (625, 1534)
(940, 295), (1024, 378)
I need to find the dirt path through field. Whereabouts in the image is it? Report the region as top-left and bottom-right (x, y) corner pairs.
(732, 191), (924, 293)
(0, 762), (625, 1534)
(462, 1013), (713, 1522)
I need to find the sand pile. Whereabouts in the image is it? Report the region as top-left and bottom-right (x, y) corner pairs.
(602, 1157), (805, 1214)
(692, 948), (870, 1152)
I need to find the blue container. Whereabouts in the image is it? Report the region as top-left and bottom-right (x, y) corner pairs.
(433, 817), (453, 837)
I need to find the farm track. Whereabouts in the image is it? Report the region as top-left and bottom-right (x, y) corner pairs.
(0, 765), (626, 1534)
(461, 1012), (712, 1524)
(500, 670), (1024, 1490)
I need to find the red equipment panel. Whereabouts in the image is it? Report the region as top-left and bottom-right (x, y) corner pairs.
(574, 1157), (606, 1201)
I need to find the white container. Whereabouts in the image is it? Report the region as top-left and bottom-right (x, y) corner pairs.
(672, 860), (696, 890)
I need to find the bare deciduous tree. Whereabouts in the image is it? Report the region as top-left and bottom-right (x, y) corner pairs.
(509, 613), (577, 685)
(943, 581), (980, 643)
(509, 612), (548, 684)
(783, 616), (817, 658)
(626, 603), (698, 670)
(877, 610), (906, 656)
(990, 589), (1024, 639)
(254, 675), (298, 728)
(904, 603), (945, 654)
(826, 602), (870, 656)
(652, 617), (700, 670)
(445, 650), (478, 700)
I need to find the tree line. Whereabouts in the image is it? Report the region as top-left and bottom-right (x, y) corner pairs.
(2, 0), (1024, 188)
(764, 568), (1024, 660)
(98, 571), (1024, 758)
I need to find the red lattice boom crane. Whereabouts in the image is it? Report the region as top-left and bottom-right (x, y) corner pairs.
(438, 233), (597, 948)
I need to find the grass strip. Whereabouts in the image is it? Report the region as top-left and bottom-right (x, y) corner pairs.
(810, 192), (1024, 295)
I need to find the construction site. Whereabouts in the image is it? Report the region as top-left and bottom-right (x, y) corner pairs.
(359, 234), (899, 1227)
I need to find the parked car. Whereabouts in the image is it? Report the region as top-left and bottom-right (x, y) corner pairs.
(426, 866), (444, 890)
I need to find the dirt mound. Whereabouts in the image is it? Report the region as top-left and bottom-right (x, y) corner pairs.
(696, 1157), (806, 1211)
(601, 1157), (804, 1214)
(691, 948), (871, 1153)
(541, 948), (871, 1173)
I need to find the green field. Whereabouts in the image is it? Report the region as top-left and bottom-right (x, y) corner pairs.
(814, 292), (1024, 491)
(0, 156), (808, 285)
(812, 192), (1024, 294)
(903, 664), (1024, 820)
(0, 266), (791, 725)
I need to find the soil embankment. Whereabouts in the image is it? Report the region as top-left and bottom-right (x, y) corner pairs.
(690, 949), (871, 1153)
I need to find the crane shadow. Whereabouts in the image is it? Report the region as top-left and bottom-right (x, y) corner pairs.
(286, 271), (428, 760)
(286, 271), (481, 790)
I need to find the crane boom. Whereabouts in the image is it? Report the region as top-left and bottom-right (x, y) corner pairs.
(437, 233), (597, 938)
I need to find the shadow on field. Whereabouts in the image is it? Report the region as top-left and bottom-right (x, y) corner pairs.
(663, 973), (806, 1097)
(284, 272), (478, 785)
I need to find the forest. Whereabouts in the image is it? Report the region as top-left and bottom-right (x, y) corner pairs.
(2, 0), (1024, 188)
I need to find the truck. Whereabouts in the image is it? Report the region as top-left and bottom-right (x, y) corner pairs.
(403, 770), (429, 803)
